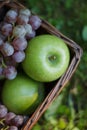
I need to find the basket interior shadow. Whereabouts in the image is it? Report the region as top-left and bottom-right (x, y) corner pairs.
(0, 1), (83, 130)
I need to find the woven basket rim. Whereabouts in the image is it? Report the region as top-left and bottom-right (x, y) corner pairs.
(22, 20), (83, 130)
(0, 1), (83, 130)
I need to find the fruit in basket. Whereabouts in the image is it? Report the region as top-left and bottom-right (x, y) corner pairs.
(22, 34), (70, 82)
(2, 74), (44, 114)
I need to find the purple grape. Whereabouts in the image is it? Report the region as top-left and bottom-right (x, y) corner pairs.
(8, 126), (18, 130)
(5, 57), (17, 67)
(13, 25), (26, 37)
(3, 66), (17, 80)
(0, 21), (7, 30)
(29, 15), (42, 30)
(12, 37), (27, 51)
(0, 37), (4, 46)
(19, 8), (31, 17)
(11, 115), (24, 127)
(1, 42), (14, 56)
(26, 30), (36, 40)
(24, 24), (32, 34)
(0, 104), (8, 118)
(5, 9), (18, 24)
(0, 66), (3, 76)
(12, 51), (25, 63)
(0, 32), (7, 41)
(5, 112), (16, 125)
(17, 14), (29, 25)
(1, 23), (13, 36)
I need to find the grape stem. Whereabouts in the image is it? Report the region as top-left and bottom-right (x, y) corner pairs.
(10, 35), (14, 40)
(8, 36), (11, 42)
(0, 119), (9, 130)
(4, 126), (9, 130)
(0, 118), (5, 126)
(0, 53), (7, 68)
(1, 126), (9, 130)
(1, 59), (7, 68)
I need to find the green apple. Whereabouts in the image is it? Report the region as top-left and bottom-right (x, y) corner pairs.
(2, 74), (44, 115)
(22, 34), (70, 82)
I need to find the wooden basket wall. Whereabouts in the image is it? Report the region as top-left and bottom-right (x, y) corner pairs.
(0, 1), (83, 130)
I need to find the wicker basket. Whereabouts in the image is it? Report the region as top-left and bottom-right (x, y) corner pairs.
(0, 1), (83, 130)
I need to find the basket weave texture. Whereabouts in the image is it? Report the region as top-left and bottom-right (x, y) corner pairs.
(0, 1), (83, 130)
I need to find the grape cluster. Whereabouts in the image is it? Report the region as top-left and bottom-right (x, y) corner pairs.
(0, 104), (28, 130)
(0, 8), (42, 80)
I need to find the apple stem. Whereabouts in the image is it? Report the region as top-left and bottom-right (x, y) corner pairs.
(48, 55), (56, 61)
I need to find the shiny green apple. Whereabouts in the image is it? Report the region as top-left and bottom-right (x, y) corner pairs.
(2, 74), (44, 115)
(22, 34), (70, 82)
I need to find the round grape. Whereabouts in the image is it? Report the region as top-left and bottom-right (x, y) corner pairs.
(5, 57), (17, 67)
(29, 15), (42, 30)
(3, 66), (17, 80)
(13, 25), (26, 38)
(0, 104), (8, 118)
(0, 66), (3, 76)
(8, 126), (18, 130)
(11, 115), (24, 127)
(24, 24), (32, 34)
(17, 14), (29, 25)
(1, 23), (13, 36)
(26, 30), (36, 40)
(5, 9), (18, 24)
(0, 21), (7, 30)
(1, 42), (14, 56)
(12, 37), (27, 51)
(19, 8), (31, 17)
(5, 112), (16, 125)
(0, 32), (7, 41)
(12, 51), (25, 63)
(0, 37), (4, 46)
